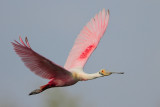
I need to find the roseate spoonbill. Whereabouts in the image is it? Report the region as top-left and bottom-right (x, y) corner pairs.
(12, 9), (124, 95)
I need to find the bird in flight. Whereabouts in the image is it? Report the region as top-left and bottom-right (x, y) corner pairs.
(12, 9), (124, 95)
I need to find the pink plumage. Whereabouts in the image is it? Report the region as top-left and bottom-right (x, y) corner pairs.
(12, 9), (111, 95)
(12, 36), (72, 80)
(64, 9), (109, 70)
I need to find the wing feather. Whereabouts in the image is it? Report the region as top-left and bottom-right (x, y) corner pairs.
(64, 9), (109, 70)
(12, 36), (71, 79)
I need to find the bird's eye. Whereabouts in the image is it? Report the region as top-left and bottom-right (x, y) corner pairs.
(102, 70), (104, 73)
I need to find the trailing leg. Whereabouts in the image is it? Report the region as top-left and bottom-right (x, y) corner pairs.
(29, 84), (52, 95)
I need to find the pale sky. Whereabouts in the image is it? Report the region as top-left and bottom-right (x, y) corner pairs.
(0, 0), (160, 107)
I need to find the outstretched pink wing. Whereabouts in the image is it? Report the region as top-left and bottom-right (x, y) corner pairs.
(12, 36), (71, 80)
(64, 9), (110, 70)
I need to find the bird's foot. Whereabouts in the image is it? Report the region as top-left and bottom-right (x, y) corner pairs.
(29, 89), (42, 96)
(29, 84), (52, 96)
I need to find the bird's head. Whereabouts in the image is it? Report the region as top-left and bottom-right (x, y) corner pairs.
(99, 69), (112, 76)
(99, 69), (124, 76)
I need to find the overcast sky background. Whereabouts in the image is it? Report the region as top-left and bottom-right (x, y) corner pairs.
(1, 0), (160, 107)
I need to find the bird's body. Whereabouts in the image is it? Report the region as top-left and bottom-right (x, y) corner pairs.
(12, 9), (124, 95)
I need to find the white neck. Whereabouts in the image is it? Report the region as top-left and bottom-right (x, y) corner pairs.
(70, 68), (103, 81)
(78, 72), (103, 81)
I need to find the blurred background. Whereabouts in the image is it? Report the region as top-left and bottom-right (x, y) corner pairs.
(1, 0), (160, 107)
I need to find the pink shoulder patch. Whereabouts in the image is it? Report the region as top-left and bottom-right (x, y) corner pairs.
(79, 45), (95, 59)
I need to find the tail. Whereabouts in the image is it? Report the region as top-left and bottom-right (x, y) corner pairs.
(29, 84), (51, 96)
